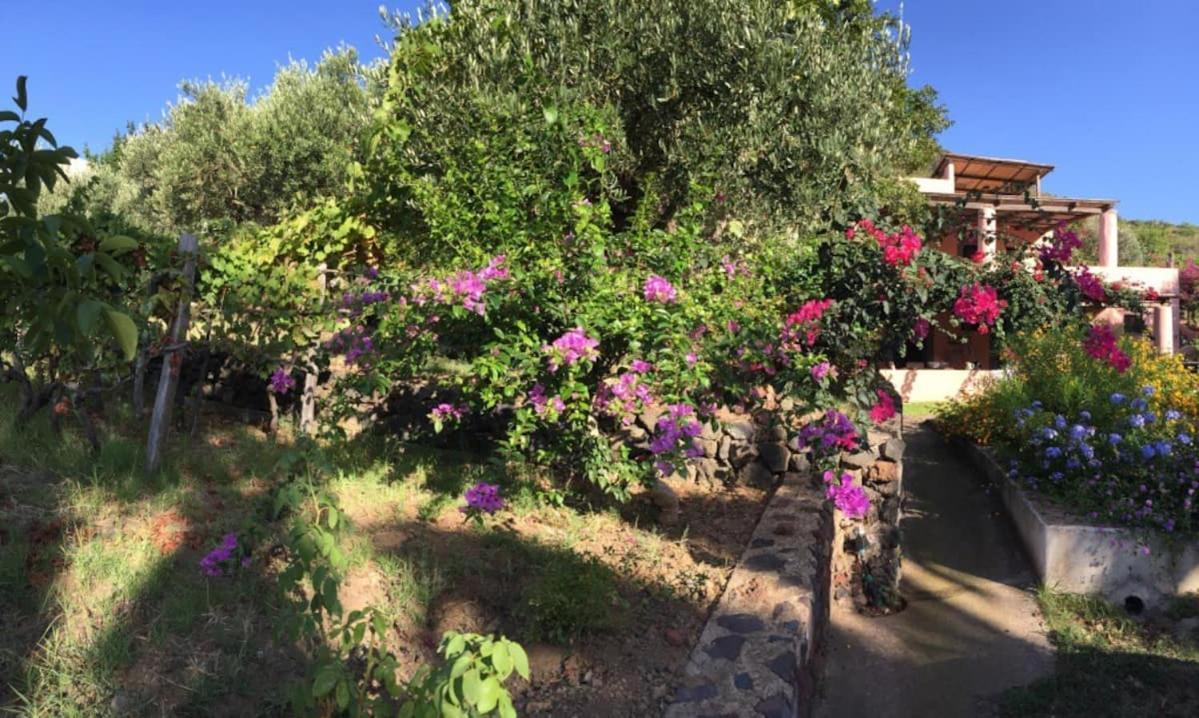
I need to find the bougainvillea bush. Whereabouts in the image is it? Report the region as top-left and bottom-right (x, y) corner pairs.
(937, 327), (1199, 537)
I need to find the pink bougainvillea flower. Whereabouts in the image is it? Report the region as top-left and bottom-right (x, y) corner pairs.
(848, 219), (922, 266)
(544, 327), (600, 372)
(1039, 224), (1083, 264)
(869, 389), (897, 424)
(953, 283), (1007, 332)
(781, 299), (834, 350)
(913, 317), (930, 340)
(1074, 268), (1107, 303)
(1083, 324), (1131, 373)
(810, 361), (831, 382)
(823, 471), (870, 519)
(643, 274), (678, 303)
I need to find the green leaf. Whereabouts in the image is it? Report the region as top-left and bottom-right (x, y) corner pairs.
(490, 642), (512, 677)
(476, 676), (502, 713)
(312, 664), (339, 697)
(335, 679), (350, 710)
(76, 300), (104, 336)
(14, 76), (27, 112)
(102, 307), (137, 361)
(509, 642), (530, 680)
(99, 235), (138, 254)
(461, 668), (482, 704)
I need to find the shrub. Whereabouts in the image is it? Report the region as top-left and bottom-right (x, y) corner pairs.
(937, 327), (1199, 537)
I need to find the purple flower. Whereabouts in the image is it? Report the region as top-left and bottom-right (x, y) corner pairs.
(199, 533), (241, 578)
(643, 274), (678, 303)
(429, 403), (466, 428)
(461, 482), (505, 515)
(267, 367), (296, 395)
(630, 359), (652, 373)
(824, 472), (870, 519)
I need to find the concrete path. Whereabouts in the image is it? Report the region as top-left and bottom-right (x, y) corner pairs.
(814, 422), (1053, 717)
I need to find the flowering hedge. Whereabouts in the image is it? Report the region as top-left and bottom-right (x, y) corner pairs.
(937, 327), (1199, 538)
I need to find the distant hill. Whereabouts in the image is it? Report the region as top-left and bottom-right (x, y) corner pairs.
(1125, 219), (1199, 266)
(1073, 217), (1199, 267)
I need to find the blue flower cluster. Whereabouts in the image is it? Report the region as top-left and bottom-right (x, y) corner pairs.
(1006, 386), (1197, 536)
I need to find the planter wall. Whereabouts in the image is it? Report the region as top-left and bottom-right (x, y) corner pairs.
(956, 438), (1199, 609)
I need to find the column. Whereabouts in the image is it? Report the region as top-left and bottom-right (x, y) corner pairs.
(1098, 208), (1118, 267)
(1155, 302), (1174, 354)
(978, 207), (997, 262)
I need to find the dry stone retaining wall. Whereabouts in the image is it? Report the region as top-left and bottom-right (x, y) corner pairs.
(663, 412), (906, 717)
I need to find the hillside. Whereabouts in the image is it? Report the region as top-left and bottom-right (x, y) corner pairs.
(1074, 216), (1199, 267)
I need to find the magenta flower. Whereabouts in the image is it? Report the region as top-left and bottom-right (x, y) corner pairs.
(643, 274), (678, 303)
(630, 359), (652, 373)
(913, 317), (930, 340)
(811, 362), (831, 382)
(823, 471), (871, 519)
(953, 283), (1006, 334)
(199, 533), (242, 578)
(1083, 324), (1131, 373)
(869, 389), (897, 424)
(544, 327), (600, 372)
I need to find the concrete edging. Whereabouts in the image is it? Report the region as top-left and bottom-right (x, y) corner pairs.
(953, 437), (1199, 608)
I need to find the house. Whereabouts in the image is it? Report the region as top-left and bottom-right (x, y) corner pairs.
(883, 152), (1181, 402)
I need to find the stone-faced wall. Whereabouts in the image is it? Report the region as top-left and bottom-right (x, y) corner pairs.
(663, 411), (907, 717)
(638, 404), (812, 525)
(664, 470), (832, 718)
(831, 417), (905, 611)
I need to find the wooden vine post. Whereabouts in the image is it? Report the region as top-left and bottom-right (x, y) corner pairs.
(299, 263), (326, 436)
(145, 234), (199, 473)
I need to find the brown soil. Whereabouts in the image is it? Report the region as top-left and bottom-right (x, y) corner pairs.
(348, 479), (769, 717)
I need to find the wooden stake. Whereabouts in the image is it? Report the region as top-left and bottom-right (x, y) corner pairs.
(145, 234), (198, 473)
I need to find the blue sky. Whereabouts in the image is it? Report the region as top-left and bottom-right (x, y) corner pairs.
(883, 0), (1199, 224)
(3, 1), (1196, 222)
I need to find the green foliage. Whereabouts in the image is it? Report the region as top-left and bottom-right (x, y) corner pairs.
(0, 76), (140, 429)
(368, 0), (947, 245)
(518, 553), (618, 643)
(272, 442), (525, 717)
(65, 48), (380, 236)
(401, 633), (530, 718)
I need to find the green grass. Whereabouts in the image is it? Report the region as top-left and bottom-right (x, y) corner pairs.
(1001, 589), (1199, 717)
(902, 400), (943, 420)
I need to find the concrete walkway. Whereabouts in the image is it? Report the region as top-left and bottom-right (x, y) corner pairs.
(814, 422), (1053, 717)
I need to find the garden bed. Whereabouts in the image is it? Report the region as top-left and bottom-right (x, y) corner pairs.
(955, 438), (1199, 610)
(0, 394), (774, 715)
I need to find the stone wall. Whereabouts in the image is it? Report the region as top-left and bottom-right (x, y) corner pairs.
(640, 404), (812, 525)
(663, 411), (907, 717)
(664, 471), (832, 718)
(830, 417), (905, 611)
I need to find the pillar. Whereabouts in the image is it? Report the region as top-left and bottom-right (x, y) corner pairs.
(1155, 302), (1174, 354)
(978, 207), (997, 262)
(1098, 208), (1118, 267)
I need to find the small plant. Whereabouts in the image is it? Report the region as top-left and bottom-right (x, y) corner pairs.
(460, 482), (505, 526)
(400, 632), (530, 718)
(519, 553), (618, 643)
(272, 446), (527, 716)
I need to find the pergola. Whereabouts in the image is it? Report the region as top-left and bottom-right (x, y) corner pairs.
(909, 152), (1180, 355)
